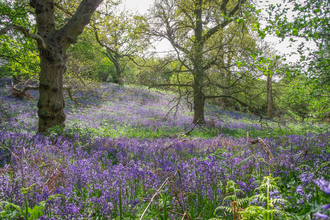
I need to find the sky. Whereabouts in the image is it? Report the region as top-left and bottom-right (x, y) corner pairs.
(120, 0), (317, 63)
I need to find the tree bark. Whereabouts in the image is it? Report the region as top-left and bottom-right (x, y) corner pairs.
(267, 71), (273, 118)
(102, 51), (123, 85)
(38, 49), (67, 132)
(193, 79), (205, 124)
(114, 54), (123, 86)
(151, 0), (247, 125)
(30, 0), (103, 132)
(192, 0), (205, 124)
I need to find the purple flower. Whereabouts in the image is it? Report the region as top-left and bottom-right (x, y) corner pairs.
(299, 172), (314, 184)
(315, 178), (330, 194)
(314, 212), (329, 219)
(322, 204), (330, 210)
(296, 185), (305, 195)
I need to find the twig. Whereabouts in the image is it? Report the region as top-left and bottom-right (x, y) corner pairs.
(63, 86), (80, 106)
(185, 122), (199, 136)
(0, 146), (25, 187)
(139, 178), (169, 219)
(168, 209), (185, 216)
(139, 170), (178, 220)
(181, 212), (188, 220)
(250, 137), (274, 161)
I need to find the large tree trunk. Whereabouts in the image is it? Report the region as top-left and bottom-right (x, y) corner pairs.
(222, 72), (232, 108)
(38, 49), (67, 132)
(30, 0), (103, 132)
(192, 0), (205, 124)
(103, 52), (123, 85)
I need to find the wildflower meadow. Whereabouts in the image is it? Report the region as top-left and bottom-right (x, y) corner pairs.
(0, 81), (329, 220)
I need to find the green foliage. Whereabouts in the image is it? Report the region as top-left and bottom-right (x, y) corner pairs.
(67, 28), (112, 82)
(285, 80), (313, 119)
(0, 1), (40, 80)
(240, 174), (289, 220)
(214, 180), (249, 219)
(259, 0), (330, 118)
(0, 184), (65, 220)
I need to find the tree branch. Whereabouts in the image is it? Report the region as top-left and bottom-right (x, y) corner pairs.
(207, 75), (243, 90)
(201, 0), (247, 44)
(55, 0), (103, 50)
(149, 83), (192, 88)
(205, 95), (248, 107)
(54, 2), (73, 16)
(0, 25), (48, 50)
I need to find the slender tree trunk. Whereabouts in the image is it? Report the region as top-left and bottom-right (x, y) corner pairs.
(223, 47), (232, 108)
(267, 72), (273, 118)
(104, 52), (123, 85)
(114, 54), (123, 86)
(193, 76), (205, 124)
(192, 0), (205, 124)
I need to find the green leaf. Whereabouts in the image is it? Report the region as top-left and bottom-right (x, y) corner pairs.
(292, 29), (298, 36)
(30, 206), (44, 220)
(0, 201), (22, 213)
(254, 22), (260, 29)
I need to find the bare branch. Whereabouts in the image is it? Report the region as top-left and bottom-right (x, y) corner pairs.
(0, 25), (48, 50)
(205, 95), (249, 107)
(63, 86), (80, 106)
(54, 2), (73, 16)
(207, 76), (244, 90)
(149, 84), (192, 88)
(139, 170), (178, 220)
(250, 137), (274, 161)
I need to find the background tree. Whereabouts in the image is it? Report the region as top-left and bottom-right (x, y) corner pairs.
(0, 0), (103, 132)
(93, 4), (149, 85)
(254, 41), (285, 118)
(262, 0), (330, 119)
(149, 0), (256, 124)
(67, 28), (113, 81)
(202, 24), (258, 112)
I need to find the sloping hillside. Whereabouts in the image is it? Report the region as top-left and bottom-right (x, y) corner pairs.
(0, 81), (329, 219)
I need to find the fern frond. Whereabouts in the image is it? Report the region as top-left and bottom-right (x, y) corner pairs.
(252, 194), (267, 202)
(222, 194), (237, 202)
(239, 205), (265, 220)
(237, 198), (249, 207)
(270, 198), (288, 205)
(214, 206), (233, 214)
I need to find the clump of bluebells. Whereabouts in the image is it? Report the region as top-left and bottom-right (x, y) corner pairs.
(0, 131), (329, 219)
(313, 179), (330, 219)
(0, 81), (329, 219)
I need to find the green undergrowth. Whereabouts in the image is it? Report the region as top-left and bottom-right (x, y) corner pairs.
(46, 118), (330, 141)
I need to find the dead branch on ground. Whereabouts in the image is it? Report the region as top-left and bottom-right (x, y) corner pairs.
(250, 137), (274, 161)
